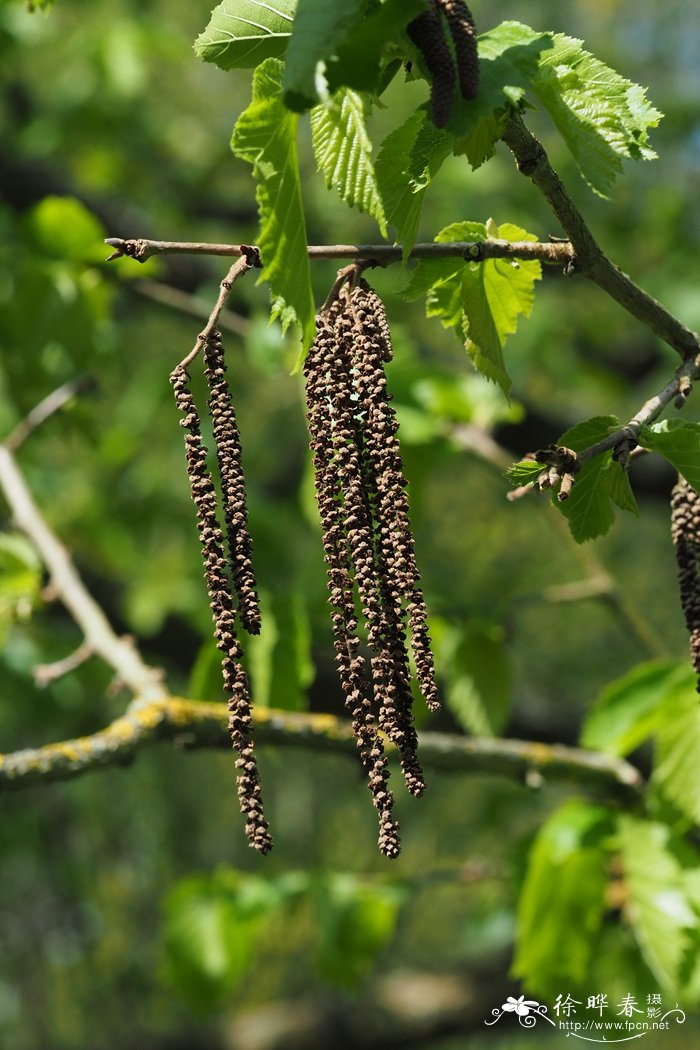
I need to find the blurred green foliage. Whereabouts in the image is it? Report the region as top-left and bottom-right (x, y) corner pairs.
(2, 1), (700, 1048)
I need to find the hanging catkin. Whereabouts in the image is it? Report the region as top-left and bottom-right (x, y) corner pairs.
(671, 475), (700, 689)
(304, 305), (401, 858)
(204, 329), (261, 635)
(407, 0), (479, 127)
(171, 362), (272, 854)
(407, 3), (456, 129)
(437, 0), (479, 101)
(303, 271), (440, 856)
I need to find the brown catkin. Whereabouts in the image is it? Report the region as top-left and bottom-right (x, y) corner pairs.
(304, 309), (400, 858)
(203, 329), (261, 635)
(438, 0), (479, 100)
(341, 283), (428, 797)
(406, 4), (456, 129)
(671, 476), (700, 688)
(171, 364), (272, 854)
(349, 281), (440, 717)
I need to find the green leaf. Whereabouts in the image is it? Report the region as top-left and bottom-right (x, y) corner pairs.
(449, 22), (554, 168)
(194, 0), (296, 71)
(653, 674), (700, 824)
(311, 89), (386, 236)
(231, 58), (315, 350)
(375, 113), (426, 257)
(638, 420), (700, 492)
(283, 0), (364, 110)
(312, 874), (405, 989)
(403, 220), (541, 396)
(603, 460), (639, 516)
(513, 800), (613, 998)
(617, 817), (697, 991)
(531, 33), (663, 196)
(581, 660), (691, 757)
(505, 459), (545, 487)
(440, 621), (513, 736)
(554, 415), (620, 543)
(325, 0), (425, 96)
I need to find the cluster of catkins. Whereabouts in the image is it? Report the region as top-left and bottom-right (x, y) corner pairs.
(171, 331), (272, 854)
(407, 0), (479, 128)
(671, 476), (700, 689)
(303, 275), (440, 858)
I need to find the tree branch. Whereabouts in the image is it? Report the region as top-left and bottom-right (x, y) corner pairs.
(0, 698), (643, 802)
(104, 236), (574, 266)
(500, 111), (700, 361)
(0, 444), (166, 701)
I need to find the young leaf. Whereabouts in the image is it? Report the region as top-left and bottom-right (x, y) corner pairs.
(194, 0), (296, 71)
(554, 416), (620, 543)
(310, 89), (387, 236)
(616, 817), (697, 991)
(513, 800), (613, 998)
(449, 21), (553, 168)
(638, 420), (700, 492)
(653, 674), (700, 824)
(531, 34), (663, 197)
(283, 0), (364, 111)
(231, 58), (315, 350)
(581, 660), (691, 757)
(504, 459), (545, 487)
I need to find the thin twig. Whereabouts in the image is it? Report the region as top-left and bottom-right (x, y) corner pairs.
(578, 354), (700, 462)
(5, 376), (96, 453)
(0, 698), (643, 801)
(0, 444), (166, 701)
(105, 236), (574, 266)
(500, 111), (700, 361)
(172, 248), (260, 372)
(34, 642), (93, 687)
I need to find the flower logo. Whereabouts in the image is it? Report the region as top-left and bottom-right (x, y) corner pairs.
(502, 995), (541, 1017)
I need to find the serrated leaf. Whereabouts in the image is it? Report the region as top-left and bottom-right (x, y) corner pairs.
(194, 0), (296, 71)
(283, 0), (364, 111)
(375, 113), (426, 257)
(554, 416), (620, 543)
(581, 660), (691, 757)
(311, 89), (386, 236)
(513, 800), (613, 998)
(617, 817), (697, 991)
(531, 33), (663, 196)
(638, 420), (700, 492)
(449, 22), (554, 168)
(505, 459), (545, 486)
(653, 675), (700, 824)
(403, 221), (541, 396)
(231, 59), (315, 350)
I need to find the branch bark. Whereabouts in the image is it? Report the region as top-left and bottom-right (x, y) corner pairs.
(104, 236), (575, 266)
(0, 698), (643, 802)
(500, 111), (700, 361)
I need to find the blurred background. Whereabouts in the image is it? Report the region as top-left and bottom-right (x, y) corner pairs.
(1, 0), (700, 1046)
